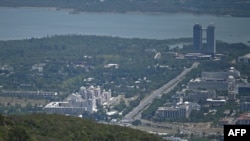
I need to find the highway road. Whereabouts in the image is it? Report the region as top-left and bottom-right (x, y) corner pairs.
(123, 62), (199, 121)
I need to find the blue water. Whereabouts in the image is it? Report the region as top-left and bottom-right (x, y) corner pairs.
(0, 7), (250, 44)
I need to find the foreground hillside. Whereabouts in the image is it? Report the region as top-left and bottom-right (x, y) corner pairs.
(0, 113), (164, 141)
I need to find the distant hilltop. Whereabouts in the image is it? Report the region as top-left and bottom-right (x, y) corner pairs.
(0, 0), (250, 17)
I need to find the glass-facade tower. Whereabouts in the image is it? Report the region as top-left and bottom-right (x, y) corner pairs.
(206, 24), (216, 56)
(193, 23), (216, 56)
(193, 24), (202, 53)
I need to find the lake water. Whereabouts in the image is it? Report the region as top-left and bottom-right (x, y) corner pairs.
(0, 7), (250, 44)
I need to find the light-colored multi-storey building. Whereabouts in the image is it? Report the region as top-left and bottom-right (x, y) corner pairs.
(43, 86), (112, 115)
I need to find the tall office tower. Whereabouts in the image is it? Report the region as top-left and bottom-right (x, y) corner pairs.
(206, 24), (216, 56)
(193, 23), (203, 53)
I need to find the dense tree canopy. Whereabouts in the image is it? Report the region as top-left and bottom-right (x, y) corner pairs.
(0, 113), (164, 141)
(0, 35), (192, 98)
(0, 0), (250, 16)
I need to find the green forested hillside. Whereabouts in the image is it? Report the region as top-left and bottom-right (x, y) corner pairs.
(0, 35), (192, 98)
(0, 113), (164, 141)
(0, 0), (250, 17)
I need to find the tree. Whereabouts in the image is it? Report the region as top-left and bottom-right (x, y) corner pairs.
(8, 125), (32, 141)
(132, 120), (141, 126)
(0, 114), (4, 126)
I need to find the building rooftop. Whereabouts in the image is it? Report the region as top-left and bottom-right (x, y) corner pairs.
(44, 102), (68, 108)
(206, 99), (226, 102)
(238, 112), (250, 120)
(241, 53), (250, 58)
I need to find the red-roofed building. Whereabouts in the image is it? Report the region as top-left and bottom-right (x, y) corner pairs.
(236, 112), (250, 125)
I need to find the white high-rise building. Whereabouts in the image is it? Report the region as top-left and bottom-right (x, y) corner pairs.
(80, 85), (112, 112)
(43, 85), (112, 114)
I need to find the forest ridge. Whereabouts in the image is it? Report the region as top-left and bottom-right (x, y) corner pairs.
(0, 113), (164, 141)
(0, 0), (250, 17)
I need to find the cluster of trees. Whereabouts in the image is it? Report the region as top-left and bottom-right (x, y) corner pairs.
(0, 113), (164, 141)
(189, 101), (239, 124)
(113, 96), (142, 117)
(0, 103), (40, 115)
(0, 0), (250, 16)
